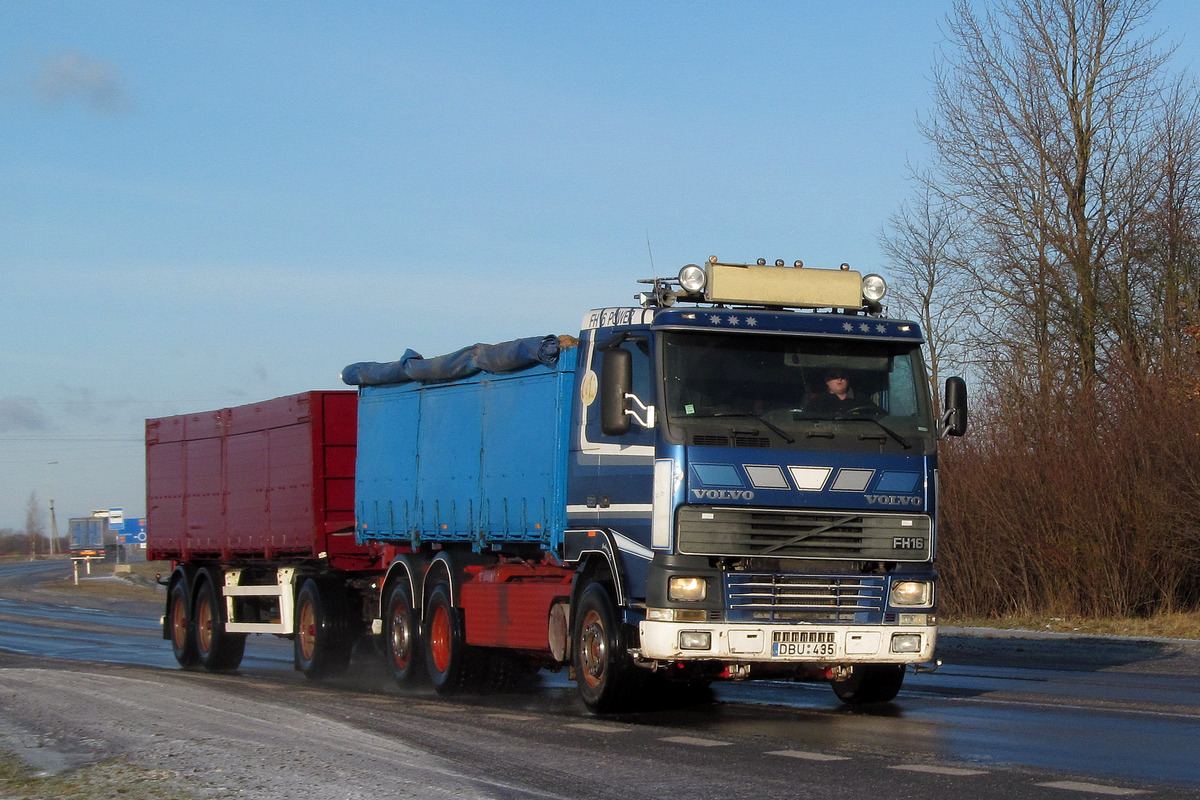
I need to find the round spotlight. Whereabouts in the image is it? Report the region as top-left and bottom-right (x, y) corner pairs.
(862, 274), (888, 302)
(678, 264), (707, 293)
(756, 258), (767, 266)
(775, 259), (785, 267)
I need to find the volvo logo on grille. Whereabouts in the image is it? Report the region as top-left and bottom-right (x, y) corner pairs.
(866, 494), (922, 507)
(691, 489), (755, 500)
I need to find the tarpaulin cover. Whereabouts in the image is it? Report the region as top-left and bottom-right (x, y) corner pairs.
(341, 335), (561, 386)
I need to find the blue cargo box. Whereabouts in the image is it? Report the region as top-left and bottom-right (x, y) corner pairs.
(69, 517), (113, 550)
(354, 346), (578, 550)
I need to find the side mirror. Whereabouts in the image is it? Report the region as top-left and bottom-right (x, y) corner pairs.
(942, 376), (968, 437)
(600, 348), (632, 436)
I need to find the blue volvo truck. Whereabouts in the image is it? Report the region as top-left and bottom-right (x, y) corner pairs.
(339, 257), (967, 712)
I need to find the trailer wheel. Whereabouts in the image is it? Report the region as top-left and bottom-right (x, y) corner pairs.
(194, 578), (246, 672)
(384, 580), (421, 685)
(573, 582), (640, 713)
(423, 582), (473, 693)
(295, 578), (353, 680)
(167, 580), (199, 668)
(831, 664), (905, 705)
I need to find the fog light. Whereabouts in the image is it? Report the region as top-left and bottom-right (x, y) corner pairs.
(680, 630), (712, 650)
(678, 264), (707, 293)
(669, 576), (707, 602)
(862, 273), (888, 302)
(891, 633), (922, 653)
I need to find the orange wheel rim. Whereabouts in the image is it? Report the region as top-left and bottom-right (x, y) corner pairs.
(197, 597), (213, 654)
(430, 605), (451, 673)
(171, 595), (188, 647)
(299, 602), (316, 661)
(580, 610), (606, 688)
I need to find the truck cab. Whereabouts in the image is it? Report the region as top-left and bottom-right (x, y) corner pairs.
(564, 257), (967, 710)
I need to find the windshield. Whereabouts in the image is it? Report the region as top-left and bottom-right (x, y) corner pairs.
(661, 330), (935, 451)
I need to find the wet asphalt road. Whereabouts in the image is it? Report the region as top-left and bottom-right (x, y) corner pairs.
(2, 559), (1200, 797)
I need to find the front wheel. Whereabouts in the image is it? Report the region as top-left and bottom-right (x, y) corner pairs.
(831, 664), (905, 704)
(573, 582), (640, 713)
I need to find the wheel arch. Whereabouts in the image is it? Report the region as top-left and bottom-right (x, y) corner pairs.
(380, 554), (429, 621)
(422, 549), (493, 610)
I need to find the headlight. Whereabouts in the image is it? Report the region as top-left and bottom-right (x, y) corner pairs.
(890, 580), (932, 607)
(678, 264), (707, 293)
(862, 273), (888, 302)
(668, 576), (707, 602)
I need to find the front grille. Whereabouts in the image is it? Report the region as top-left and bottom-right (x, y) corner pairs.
(726, 572), (885, 623)
(677, 506), (932, 561)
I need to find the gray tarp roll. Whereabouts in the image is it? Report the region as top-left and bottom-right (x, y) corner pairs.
(341, 335), (561, 386)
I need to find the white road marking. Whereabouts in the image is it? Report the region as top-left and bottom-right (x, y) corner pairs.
(766, 749), (852, 762)
(660, 736), (732, 747)
(566, 722), (628, 734)
(486, 713), (537, 721)
(891, 764), (989, 776)
(1035, 781), (1149, 795)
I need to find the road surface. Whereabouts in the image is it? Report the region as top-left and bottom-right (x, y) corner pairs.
(2, 560), (1199, 798)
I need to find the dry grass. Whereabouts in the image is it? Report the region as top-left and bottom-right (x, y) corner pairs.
(0, 752), (200, 800)
(945, 612), (1200, 640)
(40, 560), (170, 602)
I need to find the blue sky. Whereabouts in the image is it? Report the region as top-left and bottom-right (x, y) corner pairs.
(2, 1), (1197, 532)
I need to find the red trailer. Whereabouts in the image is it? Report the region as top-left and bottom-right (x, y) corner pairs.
(147, 391), (382, 675)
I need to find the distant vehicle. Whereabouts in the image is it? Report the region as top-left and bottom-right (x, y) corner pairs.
(69, 512), (144, 561)
(68, 516), (116, 560)
(148, 258), (968, 713)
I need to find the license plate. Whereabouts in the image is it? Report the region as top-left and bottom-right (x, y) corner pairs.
(772, 641), (838, 658)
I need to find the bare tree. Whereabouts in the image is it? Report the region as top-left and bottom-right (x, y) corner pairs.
(922, 0), (1172, 397)
(24, 490), (44, 557)
(879, 179), (974, 404)
(903, 0), (1200, 619)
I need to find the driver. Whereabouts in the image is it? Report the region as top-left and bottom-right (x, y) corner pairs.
(805, 368), (878, 414)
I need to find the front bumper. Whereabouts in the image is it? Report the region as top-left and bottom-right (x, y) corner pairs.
(637, 620), (937, 664)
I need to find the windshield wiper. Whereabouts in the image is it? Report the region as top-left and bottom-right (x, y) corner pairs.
(693, 412), (796, 444)
(844, 417), (911, 449)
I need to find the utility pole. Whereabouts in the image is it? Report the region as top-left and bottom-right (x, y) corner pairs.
(46, 461), (59, 556)
(49, 498), (59, 556)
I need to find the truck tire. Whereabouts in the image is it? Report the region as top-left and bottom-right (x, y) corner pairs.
(423, 582), (474, 693)
(831, 664), (905, 704)
(295, 578), (353, 680)
(573, 582), (641, 713)
(194, 577), (246, 672)
(167, 580), (199, 668)
(384, 580), (421, 685)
